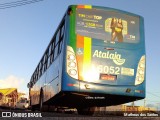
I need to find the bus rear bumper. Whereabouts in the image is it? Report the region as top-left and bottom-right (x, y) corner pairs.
(62, 77), (145, 99)
(79, 81), (145, 98)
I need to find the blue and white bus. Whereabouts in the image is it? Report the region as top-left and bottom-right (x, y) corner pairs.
(27, 5), (146, 115)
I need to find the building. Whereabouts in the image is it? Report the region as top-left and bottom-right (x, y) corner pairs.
(0, 88), (18, 107)
(103, 104), (156, 112)
(124, 105), (156, 112)
(94, 104), (156, 115)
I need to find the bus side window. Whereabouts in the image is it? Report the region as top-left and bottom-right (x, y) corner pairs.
(35, 68), (38, 81)
(54, 30), (60, 59)
(59, 23), (65, 53)
(54, 44), (58, 60)
(39, 60), (43, 76)
(47, 43), (52, 68)
(34, 71), (36, 83)
(44, 52), (48, 71)
(36, 68), (38, 80)
(37, 64), (39, 79)
(33, 74), (36, 84)
(58, 40), (63, 54)
(42, 57), (45, 74)
(50, 41), (55, 63)
(61, 24), (65, 38)
(32, 75), (35, 84)
(55, 30), (60, 46)
(38, 62), (41, 78)
(35, 69), (38, 81)
(30, 77), (33, 87)
(42, 54), (47, 73)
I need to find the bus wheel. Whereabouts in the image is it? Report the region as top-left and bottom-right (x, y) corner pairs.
(77, 107), (95, 115)
(31, 105), (35, 111)
(39, 89), (44, 112)
(30, 98), (35, 111)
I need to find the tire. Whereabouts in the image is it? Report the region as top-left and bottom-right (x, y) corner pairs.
(30, 97), (35, 111)
(39, 89), (44, 112)
(31, 105), (35, 111)
(77, 107), (95, 115)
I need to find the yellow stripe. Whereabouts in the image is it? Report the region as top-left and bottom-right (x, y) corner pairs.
(83, 37), (91, 80)
(85, 5), (92, 9)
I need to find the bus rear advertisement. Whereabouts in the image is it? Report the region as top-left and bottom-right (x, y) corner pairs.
(27, 5), (145, 115)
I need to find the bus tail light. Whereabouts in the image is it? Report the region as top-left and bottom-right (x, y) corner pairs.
(135, 55), (145, 85)
(66, 46), (78, 79)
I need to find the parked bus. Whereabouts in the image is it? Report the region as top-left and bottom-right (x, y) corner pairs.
(27, 5), (145, 115)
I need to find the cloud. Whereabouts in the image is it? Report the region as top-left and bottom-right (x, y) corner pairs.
(0, 75), (25, 92)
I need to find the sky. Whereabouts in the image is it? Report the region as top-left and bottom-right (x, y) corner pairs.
(0, 0), (160, 110)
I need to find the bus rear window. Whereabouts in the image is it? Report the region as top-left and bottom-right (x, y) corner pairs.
(76, 8), (140, 43)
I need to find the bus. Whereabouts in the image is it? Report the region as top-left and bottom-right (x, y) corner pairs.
(27, 5), (145, 115)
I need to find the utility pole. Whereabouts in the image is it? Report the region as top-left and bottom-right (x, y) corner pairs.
(144, 99), (146, 111)
(156, 103), (160, 111)
(132, 101), (135, 107)
(144, 99), (146, 107)
(131, 101), (135, 111)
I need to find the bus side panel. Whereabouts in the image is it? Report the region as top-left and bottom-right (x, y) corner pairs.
(43, 40), (66, 103)
(44, 57), (60, 103)
(43, 15), (67, 103)
(30, 72), (46, 105)
(30, 83), (37, 105)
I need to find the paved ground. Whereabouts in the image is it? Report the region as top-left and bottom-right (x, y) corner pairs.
(0, 107), (160, 120)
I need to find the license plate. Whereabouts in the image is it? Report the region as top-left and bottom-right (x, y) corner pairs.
(100, 74), (117, 81)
